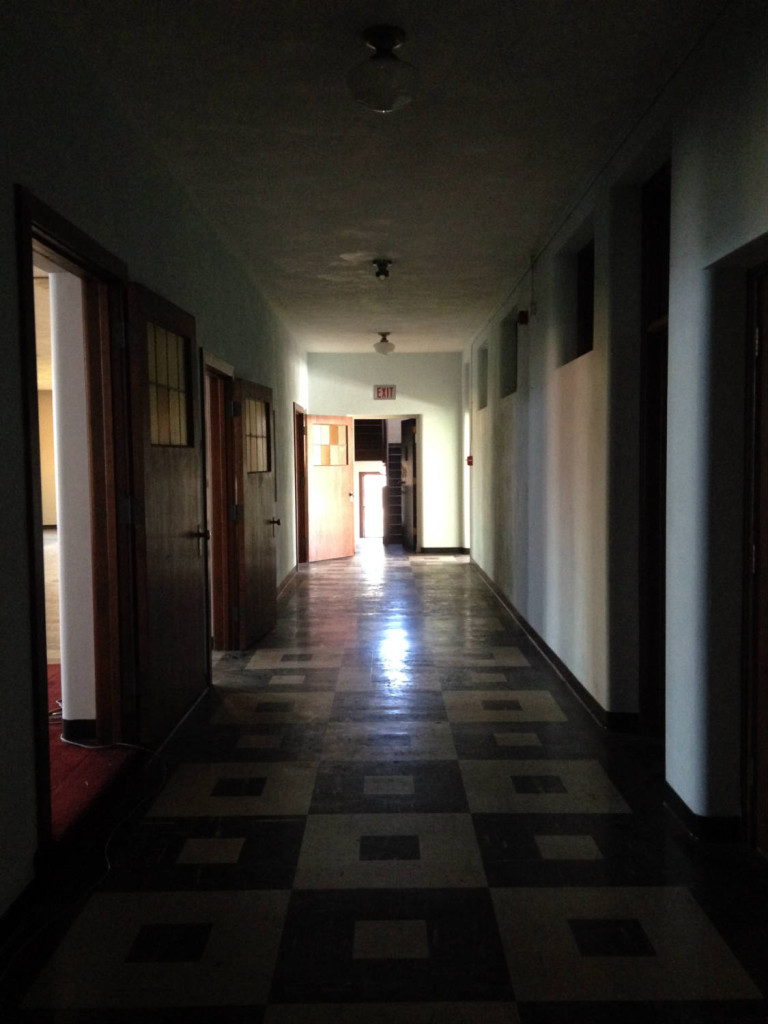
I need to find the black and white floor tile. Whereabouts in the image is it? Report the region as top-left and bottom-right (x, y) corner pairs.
(6, 544), (768, 1022)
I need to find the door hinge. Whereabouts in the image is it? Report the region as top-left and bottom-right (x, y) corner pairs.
(228, 504), (242, 523)
(226, 400), (242, 419)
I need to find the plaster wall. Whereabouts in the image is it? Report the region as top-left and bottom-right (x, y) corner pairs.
(467, 0), (768, 818)
(308, 353), (464, 550)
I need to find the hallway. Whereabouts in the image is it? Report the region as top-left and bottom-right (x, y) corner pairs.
(7, 545), (768, 1021)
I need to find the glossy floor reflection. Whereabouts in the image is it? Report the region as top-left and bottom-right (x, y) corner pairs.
(7, 543), (768, 1022)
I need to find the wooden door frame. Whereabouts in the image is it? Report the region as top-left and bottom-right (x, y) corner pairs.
(359, 470), (385, 539)
(746, 262), (768, 853)
(638, 163), (670, 739)
(294, 403), (308, 563)
(15, 189), (130, 847)
(203, 355), (234, 651)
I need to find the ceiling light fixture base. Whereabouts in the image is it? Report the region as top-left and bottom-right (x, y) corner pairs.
(348, 24), (418, 113)
(373, 331), (395, 355)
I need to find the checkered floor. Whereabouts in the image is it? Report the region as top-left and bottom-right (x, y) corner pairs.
(9, 545), (768, 1022)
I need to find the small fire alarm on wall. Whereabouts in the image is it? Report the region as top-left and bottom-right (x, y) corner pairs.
(466, 455), (473, 466)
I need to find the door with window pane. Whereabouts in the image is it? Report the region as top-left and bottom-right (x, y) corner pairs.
(231, 379), (277, 647)
(129, 285), (209, 747)
(306, 415), (355, 561)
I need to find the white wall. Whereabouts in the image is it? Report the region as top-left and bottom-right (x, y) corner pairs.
(467, 0), (768, 820)
(308, 353), (464, 550)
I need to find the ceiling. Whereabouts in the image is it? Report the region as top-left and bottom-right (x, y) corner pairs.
(50, 0), (727, 355)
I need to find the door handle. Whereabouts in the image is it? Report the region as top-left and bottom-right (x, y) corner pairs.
(267, 516), (281, 537)
(194, 524), (210, 557)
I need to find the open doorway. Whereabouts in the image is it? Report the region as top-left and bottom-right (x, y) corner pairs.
(20, 201), (132, 844)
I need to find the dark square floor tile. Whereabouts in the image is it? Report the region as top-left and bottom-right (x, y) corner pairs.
(512, 774), (568, 794)
(450, 720), (603, 760)
(309, 760), (468, 814)
(126, 922), (212, 963)
(366, 731), (412, 748)
(472, 813), (694, 887)
(102, 816), (306, 891)
(270, 888), (512, 1003)
(330, 692), (446, 722)
(280, 653), (313, 663)
(359, 834), (421, 861)
(254, 700), (295, 713)
(12, 1011), (264, 1023)
(173, 722), (326, 762)
(568, 917), (656, 957)
(211, 776), (267, 797)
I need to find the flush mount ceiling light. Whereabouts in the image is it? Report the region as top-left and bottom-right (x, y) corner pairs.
(373, 258), (391, 279)
(373, 331), (395, 355)
(348, 25), (418, 113)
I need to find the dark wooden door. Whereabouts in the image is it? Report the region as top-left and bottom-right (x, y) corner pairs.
(401, 418), (418, 552)
(307, 415), (355, 561)
(231, 379), (277, 647)
(750, 266), (768, 854)
(129, 285), (209, 747)
(294, 404), (309, 564)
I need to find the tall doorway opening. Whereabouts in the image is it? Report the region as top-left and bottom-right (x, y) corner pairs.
(638, 163), (670, 739)
(19, 193), (131, 844)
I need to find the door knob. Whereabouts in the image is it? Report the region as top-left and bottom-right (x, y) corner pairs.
(267, 518), (281, 526)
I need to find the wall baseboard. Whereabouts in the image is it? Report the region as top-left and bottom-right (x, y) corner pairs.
(61, 718), (97, 744)
(663, 783), (742, 842)
(277, 565), (299, 601)
(471, 559), (639, 734)
(419, 547), (470, 555)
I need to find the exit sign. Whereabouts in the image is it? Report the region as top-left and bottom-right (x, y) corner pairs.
(374, 385), (397, 400)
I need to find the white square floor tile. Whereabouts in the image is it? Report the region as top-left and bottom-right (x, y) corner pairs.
(147, 761), (318, 817)
(460, 759), (631, 814)
(444, 690), (566, 723)
(246, 647), (344, 670)
(534, 834), (603, 860)
(434, 647), (529, 668)
(494, 731), (542, 747)
(294, 813), (487, 889)
(322, 722), (457, 761)
(491, 887), (762, 1001)
(24, 890), (289, 1008)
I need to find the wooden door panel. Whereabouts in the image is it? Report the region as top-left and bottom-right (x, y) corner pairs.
(752, 268), (768, 853)
(307, 415), (355, 561)
(232, 379), (277, 647)
(129, 285), (209, 746)
(401, 418), (418, 552)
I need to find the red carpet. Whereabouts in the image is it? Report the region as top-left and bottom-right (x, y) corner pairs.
(47, 664), (133, 840)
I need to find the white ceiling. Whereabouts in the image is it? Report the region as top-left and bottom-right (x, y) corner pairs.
(51, 0), (727, 354)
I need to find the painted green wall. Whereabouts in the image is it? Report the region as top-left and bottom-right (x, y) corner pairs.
(0, 1), (306, 914)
